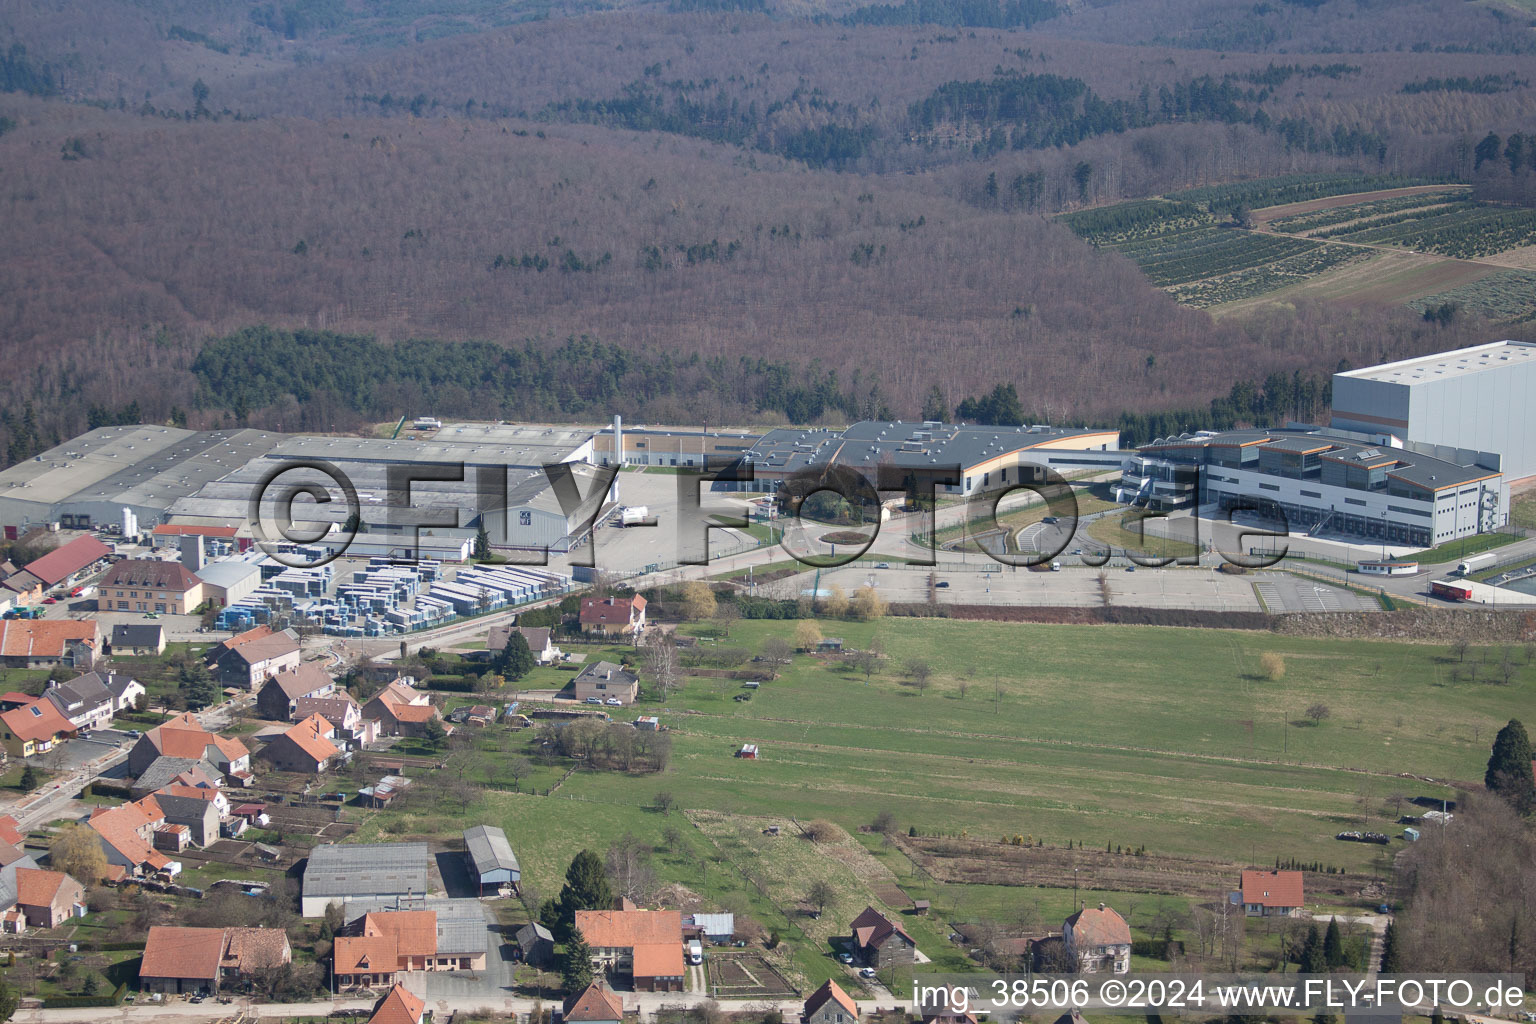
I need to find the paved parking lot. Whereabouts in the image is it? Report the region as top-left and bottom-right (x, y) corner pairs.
(757, 563), (1376, 613)
(563, 471), (760, 574)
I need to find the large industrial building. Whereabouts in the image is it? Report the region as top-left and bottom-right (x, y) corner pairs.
(726, 420), (1123, 495)
(1331, 340), (1536, 482)
(1122, 428), (1505, 548)
(0, 427), (280, 532)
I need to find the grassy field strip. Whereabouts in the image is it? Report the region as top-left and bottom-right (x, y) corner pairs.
(662, 707), (1466, 785)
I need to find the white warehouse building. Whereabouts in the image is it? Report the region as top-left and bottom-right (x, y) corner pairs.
(1331, 340), (1536, 483)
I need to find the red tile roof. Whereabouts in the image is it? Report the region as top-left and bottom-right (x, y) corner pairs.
(0, 815), (22, 846)
(1065, 905), (1131, 948)
(0, 697), (77, 743)
(222, 927), (291, 972)
(140, 926), (225, 981)
(145, 712), (249, 763)
(565, 981), (625, 1022)
(631, 941), (685, 979)
(21, 536), (112, 588)
(365, 910), (438, 959)
(575, 908), (683, 949)
(100, 559), (203, 593)
(14, 867), (74, 909)
(87, 797), (169, 871)
(334, 934), (400, 975)
(369, 984), (426, 1024)
(1240, 869), (1304, 908)
(580, 595), (645, 626)
(0, 620), (98, 660)
(805, 979), (858, 1021)
(276, 714), (340, 766)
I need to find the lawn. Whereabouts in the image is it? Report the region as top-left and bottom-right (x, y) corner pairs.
(1085, 509), (1202, 559)
(1512, 490), (1536, 531)
(335, 615), (1534, 989)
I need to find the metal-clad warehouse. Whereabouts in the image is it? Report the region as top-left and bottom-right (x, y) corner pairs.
(479, 465), (608, 554)
(1332, 341), (1536, 482)
(463, 824), (520, 892)
(301, 841), (430, 916)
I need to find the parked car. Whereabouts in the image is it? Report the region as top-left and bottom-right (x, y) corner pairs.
(605, 698), (624, 706)
(584, 697), (603, 705)
(837, 952), (854, 964)
(42, 597), (56, 604)
(935, 581), (950, 588)
(1125, 565), (1136, 572)
(859, 967), (877, 978)
(876, 562), (891, 569)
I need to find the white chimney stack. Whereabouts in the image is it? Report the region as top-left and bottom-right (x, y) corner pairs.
(609, 414), (623, 503)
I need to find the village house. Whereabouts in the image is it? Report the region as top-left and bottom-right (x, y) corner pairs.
(87, 796), (174, 877)
(205, 625), (302, 689)
(574, 906), (686, 992)
(150, 786), (224, 847)
(99, 559), (204, 615)
(804, 979), (860, 1024)
(256, 662), (337, 720)
(129, 758), (220, 799)
(128, 712), (251, 781)
(12, 868), (85, 929)
(0, 619), (100, 670)
(1063, 903), (1131, 974)
(362, 681), (446, 739)
(43, 671), (141, 731)
(367, 983), (427, 1024)
(257, 713), (341, 774)
(573, 661), (639, 705)
(564, 981), (625, 1024)
(139, 925), (292, 994)
(579, 595), (647, 636)
(332, 910), (488, 990)
(296, 691), (378, 746)
(109, 623), (166, 656)
(849, 906), (916, 969)
(0, 696), (77, 758)
(1236, 869), (1304, 917)
(486, 625), (561, 665)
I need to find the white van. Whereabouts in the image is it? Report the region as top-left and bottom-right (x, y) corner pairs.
(1049, 561), (1062, 572)
(688, 940), (704, 965)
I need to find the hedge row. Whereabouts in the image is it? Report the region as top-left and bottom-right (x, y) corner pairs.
(41, 982), (128, 1008)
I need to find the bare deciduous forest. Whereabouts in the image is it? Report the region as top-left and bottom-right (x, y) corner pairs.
(0, 0), (1532, 459)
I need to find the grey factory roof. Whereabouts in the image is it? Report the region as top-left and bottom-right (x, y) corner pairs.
(168, 437), (602, 527)
(741, 420), (1116, 476)
(304, 842), (431, 899)
(463, 824), (519, 876)
(0, 426), (281, 512)
(1141, 429), (1499, 491)
(1337, 340), (1536, 385)
(196, 560), (262, 590)
(341, 896), (491, 955)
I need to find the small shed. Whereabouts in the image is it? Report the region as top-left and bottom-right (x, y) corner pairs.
(464, 824), (521, 892)
(913, 899), (931, 916)
(516, 922), (555, 967)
